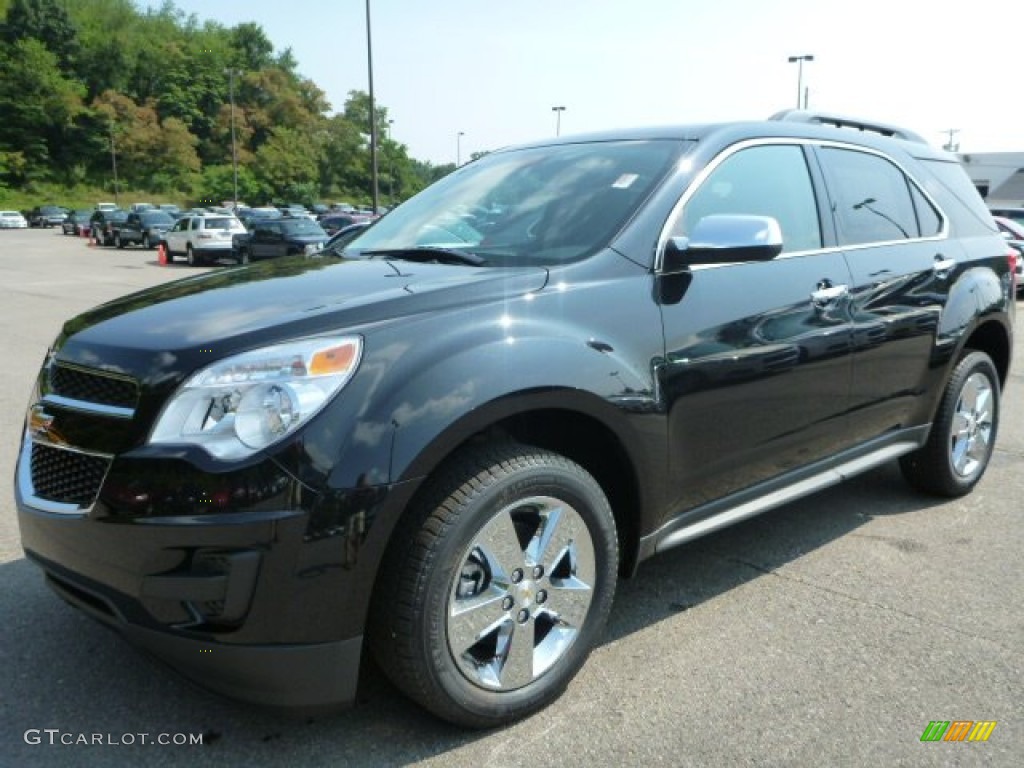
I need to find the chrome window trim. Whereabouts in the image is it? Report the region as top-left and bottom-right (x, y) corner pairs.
(655, 137), (950, 272)
(813, 139), (950, 245)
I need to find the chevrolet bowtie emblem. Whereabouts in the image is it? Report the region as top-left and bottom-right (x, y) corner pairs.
(28, 405), (67, 446)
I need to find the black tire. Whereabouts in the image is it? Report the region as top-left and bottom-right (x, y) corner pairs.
(115, 233), (124, 249)
(164, 243), (173, 263)
(900, 349), (1000, 497)
(369, 441), (618, 728)
(142, 234), (151, 249)
(238, 247), (250, 265)
(186, 244), (198, 266)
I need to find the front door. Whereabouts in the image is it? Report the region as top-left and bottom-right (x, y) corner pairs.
(658, 141), (855, 514)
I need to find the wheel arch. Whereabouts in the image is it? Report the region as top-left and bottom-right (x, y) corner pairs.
(388, 390), (649, 582)
(420, 404), (644, 579)
(962, 318), (1012, 390)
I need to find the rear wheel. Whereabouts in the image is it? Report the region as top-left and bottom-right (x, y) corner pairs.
(369, 441), (618, 728)
(900, 349), (1000, 497)
(142, 234), (151, 249)
(115, 233), (124, 249)
(238, 247), (250, 265)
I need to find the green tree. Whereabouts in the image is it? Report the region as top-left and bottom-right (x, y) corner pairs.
(0, 0), (79, 74)
(0, 38), (85, 181)
(253, 125), (318, 201)
(92, 90), (199, 191)
(229, 21), (274, 71)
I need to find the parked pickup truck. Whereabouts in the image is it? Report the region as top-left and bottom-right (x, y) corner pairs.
(114, 210), (176, 249)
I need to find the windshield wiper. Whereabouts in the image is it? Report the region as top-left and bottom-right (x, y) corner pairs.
(362, 246), (487, 266)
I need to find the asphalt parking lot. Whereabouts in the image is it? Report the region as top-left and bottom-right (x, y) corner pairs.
(0, 228), (1020, 767)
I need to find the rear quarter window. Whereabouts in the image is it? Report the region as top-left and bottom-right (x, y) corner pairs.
(917, 158), (996, 236)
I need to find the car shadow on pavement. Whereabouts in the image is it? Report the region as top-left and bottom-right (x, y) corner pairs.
(1, 463), (945, 766)
(604, 462), (944, 644)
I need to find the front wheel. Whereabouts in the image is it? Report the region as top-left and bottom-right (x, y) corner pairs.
(369, 442), (618, 728)
(186, 244), (198, 266)
(900, 349), (1000, 497)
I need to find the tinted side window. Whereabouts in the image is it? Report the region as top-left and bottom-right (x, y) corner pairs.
(909, 183), (942, 236)
(819, 147), (919, 244)
(919, 159), (997, 236)
(673, 144), (822, 253)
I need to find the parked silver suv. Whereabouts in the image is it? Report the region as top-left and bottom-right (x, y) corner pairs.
(163, 214), (246, 266)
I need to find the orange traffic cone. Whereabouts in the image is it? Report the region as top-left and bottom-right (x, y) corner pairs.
(157, 242), (167, 266)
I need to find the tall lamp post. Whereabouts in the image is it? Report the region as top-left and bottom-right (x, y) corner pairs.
(787, 54), (814, 109)
(109, 120), (119, 206)
(365, 0), (380, 213)
(552, 105), (566, 137)
(457, 131), (465, 166)
(387, 119), (395, 204)
(225, 68), (240, 208)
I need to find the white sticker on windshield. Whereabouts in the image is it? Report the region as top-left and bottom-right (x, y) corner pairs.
(612, 173), (639, 189)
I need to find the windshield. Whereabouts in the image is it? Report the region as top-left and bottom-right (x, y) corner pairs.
(204, 217), (242, 231)
(141, 212), (174, 226)
(348, 140), (682, 266)
(281, 219), (327, 236)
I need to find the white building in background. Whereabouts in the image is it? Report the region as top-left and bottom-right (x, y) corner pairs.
(958, 152), (1024, 206)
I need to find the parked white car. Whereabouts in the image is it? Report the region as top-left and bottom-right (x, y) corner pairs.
(163, 214), (246, 266)
(0, 210), (28, 229)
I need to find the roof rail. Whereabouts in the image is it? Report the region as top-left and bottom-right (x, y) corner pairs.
(768, 109), (927, 144)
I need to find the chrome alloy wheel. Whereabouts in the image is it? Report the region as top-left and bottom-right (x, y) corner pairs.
(446, 496), (596, 691)
(950, 372), (994, 478)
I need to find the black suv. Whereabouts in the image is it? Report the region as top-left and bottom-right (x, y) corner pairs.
(28, 205), (68, 228)
(115, 210), (176, 249)
(88, 208), (129, 246)
(15, 111), (1016, 728)
(232, 217), (329, 263)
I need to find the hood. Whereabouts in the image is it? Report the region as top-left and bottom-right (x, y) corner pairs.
(54, 256), (549, 382)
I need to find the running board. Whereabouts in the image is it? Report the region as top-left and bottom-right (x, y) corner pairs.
(654, 442), (918, 554)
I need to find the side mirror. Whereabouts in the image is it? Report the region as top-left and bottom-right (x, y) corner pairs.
(662, 214), (783, 271)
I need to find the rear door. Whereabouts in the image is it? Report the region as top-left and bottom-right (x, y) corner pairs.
(813, 144), (952, 444)
(659, 141), (855, 514)
(166, 217), (188, 254)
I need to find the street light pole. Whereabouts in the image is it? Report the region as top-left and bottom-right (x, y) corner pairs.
(365, 0), (380, 214)
(457, 131), (464, 166)
(387, 119), (395, 204)
(941, 128), (960, 152)
(787, 54), (814, 109)
(226, 68), (239, 208)
(109, 120), (119, 206)
(552, 105), (566, 137)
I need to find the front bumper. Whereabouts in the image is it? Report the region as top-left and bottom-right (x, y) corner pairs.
(28, 548), (362, 707)
(16, 438), (419, 708)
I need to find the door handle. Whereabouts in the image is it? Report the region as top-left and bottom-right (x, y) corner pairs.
(810, 281), (849, 308)
(933, 255), (956, 276)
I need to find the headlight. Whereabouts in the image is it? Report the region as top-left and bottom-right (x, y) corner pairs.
(150, 336), (362, 460)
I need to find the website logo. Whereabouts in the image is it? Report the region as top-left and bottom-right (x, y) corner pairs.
(920, 721), (997, 742)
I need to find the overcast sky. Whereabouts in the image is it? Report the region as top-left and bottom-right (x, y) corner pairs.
(162, 0), (1023, 165)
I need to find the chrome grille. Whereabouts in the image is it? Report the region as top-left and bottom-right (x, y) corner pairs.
(30, 443), (110, 505)
(49, 364), (138, 410)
